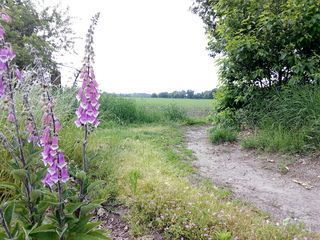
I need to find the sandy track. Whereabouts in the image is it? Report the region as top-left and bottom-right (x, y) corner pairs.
(186, 125), (320, 231)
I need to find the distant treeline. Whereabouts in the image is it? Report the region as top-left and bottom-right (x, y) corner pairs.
(151, 89), (216, 99)
(110, 89), (216, 99)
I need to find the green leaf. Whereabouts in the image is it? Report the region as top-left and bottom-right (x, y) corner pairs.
(30, 189), (43, 202)
(4, 202), (15, 226)
(65, 202), (85, 214)
(0, 182), (18, 191)
(0, 231), (7, 239)
(81, 222), (101, 233)
(11, 169), (28, 180)
(29, 224), (58, 240)
(80, 203), (100, 217)
(87, 180), (105, 194)
(76, 170), (87, 181)
(69, 215), (90, 232)
(68, 232), (110, 240)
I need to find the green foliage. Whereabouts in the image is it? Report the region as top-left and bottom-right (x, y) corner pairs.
(239, 85), (320, 152)
(194, 0), (320, 90)
(99, 95), (195, 124)
(163, 104), (187, 121)
(194, 0), (320, 153)
(209, 126), (237, 144)
(3, 0), (74, 71)
(100, 95), (141, 124)
(241, 126), (305, 153)
(215, 231), (232, 240)
(127, 170), (141, 195)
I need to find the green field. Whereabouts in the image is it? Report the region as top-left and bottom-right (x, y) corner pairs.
(131, 98), (213, 117)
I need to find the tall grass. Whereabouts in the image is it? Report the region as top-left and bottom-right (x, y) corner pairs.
(239, 85), (320, 152)
(99, 94), (188, 124)
(209, 126), (237, 144)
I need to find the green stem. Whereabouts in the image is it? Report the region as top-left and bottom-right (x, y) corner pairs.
(57, 182), (65, 240)
(0, 208), (13, 240)
(79, 124), (88, 202)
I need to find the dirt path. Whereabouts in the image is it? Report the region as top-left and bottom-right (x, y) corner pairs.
(186, 125), (320, 232)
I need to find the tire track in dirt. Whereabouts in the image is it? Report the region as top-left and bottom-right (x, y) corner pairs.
(186, 125), (320, 232)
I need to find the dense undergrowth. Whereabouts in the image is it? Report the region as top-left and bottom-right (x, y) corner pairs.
(210, 85), (320, 153)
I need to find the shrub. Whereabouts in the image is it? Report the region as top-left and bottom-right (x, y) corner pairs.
(209, 126), (237, 144)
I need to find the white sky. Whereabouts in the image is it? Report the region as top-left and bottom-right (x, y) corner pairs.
(43, 0), (219, 93)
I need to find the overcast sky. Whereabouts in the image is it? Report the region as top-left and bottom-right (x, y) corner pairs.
(43, 0), (219, 93)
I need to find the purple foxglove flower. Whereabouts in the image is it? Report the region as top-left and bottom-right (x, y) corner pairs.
(7, 111), (14, 122)
(0, 47), (15, 63)
(40, 127), (50, 146)
(15, 68), (22, 80)
(0, 62), (6, 73)
(40, 84), (69, 186)
(57, 152), (67, 169)
(75, 14), (101, 129)
(26, 120), (38, 144)
(0, 77), (4, 97)
(1, 13), (11, 23)
(60, 167), (69, 183)
(42, 173), (54, 187)
(54, 120), (61, 132)
(50, 136), (59, 150)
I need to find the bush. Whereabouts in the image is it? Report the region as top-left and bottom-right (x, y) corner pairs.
(209, 126), (237, 144)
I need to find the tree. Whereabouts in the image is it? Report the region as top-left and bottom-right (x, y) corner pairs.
(1, 0), (74, 71)
(158, 92), (169, 98)
(193, 0), (320, 108)
(186, 89), (194, 99)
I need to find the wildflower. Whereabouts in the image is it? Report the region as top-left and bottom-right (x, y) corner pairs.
(0, 77), (4, 96)
(0, 47), (15, 63)
(7, 111), (14, 122)
(1, 13), (11, 23)
(15, 68), (22, 80)
(39, 69), (69, 187)
(75, 13), (100, 128)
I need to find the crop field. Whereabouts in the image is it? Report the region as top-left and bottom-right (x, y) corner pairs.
(131, 97), (213, 117)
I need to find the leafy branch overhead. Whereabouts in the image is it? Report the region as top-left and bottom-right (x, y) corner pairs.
(1, 0), (75, 71)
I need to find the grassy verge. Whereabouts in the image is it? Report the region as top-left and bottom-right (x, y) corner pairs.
(62, 123), (318, 239)
(241, 126), (306, 153)
(213, 85), (320, 153)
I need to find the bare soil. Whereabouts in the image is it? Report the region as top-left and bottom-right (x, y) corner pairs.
(98, 205), (163, 240)
(185, 125), (320, 232)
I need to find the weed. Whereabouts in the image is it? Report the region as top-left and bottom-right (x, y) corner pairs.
(128, 170), (142, 195)
(209, 126), (237, 144)
(241, 126), (305, 153)
(215, 231), (232, 240)
(277, 157), (296, 175)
